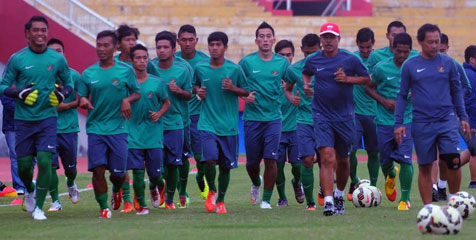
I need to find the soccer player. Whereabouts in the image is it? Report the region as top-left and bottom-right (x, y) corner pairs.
(78, 30), (141, 218)
(46, 38), (81, 211)
(194, 31), (249, 213)
(302, 23), (370, 216)
(153, 31), (192, 209)
(394, 24), (470, 207)
(463, 45), (476, 188)
(127, 44), (170, 215)
(348, 27), (379, 201)
(239, 22), (290, 209)
(366, 33), (414, 210)
(175, 24), (210, 203)
(283, 34), (321, 209)
(274, 39), (304, 207)
(0, 16), (73, 220)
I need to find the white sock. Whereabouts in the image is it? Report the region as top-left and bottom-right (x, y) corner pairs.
(432, 184), (437, 190)
(437, 179), (447, 189)
(334, 188), (344, 198)
(324, 196), (333, 203)
(424, 203), (432, 208)
(448, 193), (455, 200)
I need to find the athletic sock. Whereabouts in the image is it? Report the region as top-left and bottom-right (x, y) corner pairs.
(437, 179), (447, 189)
(17, 155), (35, 193)
(382, 162), (396, 179)
(65, 169), (77, 187)
(334, 188), (344, 198)
(121, 174), (132, 203)
(367, 151), (380, 186)
(216, 167), (230, 203)
(204, 163), (217, 192)
(195, 154), (206, 191)
(349, 149), (359, 184)
(149, 176), (160, 190)
(132, 170), (146, 207)
(262, 189), (273, 203)
(291, 163), (302, 184)
(324, 196), (333, 203)
(301, 165), (315, 204)
(399, 163), (413, 202)
(35, 151), (52, 209)
(49, 167), (59, 202)
(95, 192), (109, 210)
(251, 175), (261, 187)
(276, 162), (286, 200)
(178, 157), (190, 196)
(166, 165), (178, 202)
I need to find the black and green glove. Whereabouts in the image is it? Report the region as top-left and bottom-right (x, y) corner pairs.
(4, 83), (38, 106)
(49, 84), (72, 106)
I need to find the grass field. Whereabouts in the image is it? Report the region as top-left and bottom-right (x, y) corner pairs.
(1, 158), (476, 240)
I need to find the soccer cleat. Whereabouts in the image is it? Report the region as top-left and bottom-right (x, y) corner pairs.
(323, 201), (335, 216)
(99, 208), (112, 219)
(111, 189), (123, 210)
(136, 207), (150, 215)
(317, 187), (325, 206)
(177, 195), (190, 208)
(432, 186), (439, 202)
(198, 180), (209, 200)
(165, 201), (175, 210)
(437, 187), (447, 201)
(0, 186), (17, 197)
(292, 181), (305, 204)
(120, 201), (134, 213)
(384, 166), (399, 202)
(334, 196), (345, 215)
(48, 200), (62, 212)
(150, 187), (160, 208)
(23, 189), (36, 213)
(306, 202), (317, 211)
(133, 193), (140, 211)
(469, 181), (476, 189)
(276, 198), (288, 207)
(260, 201), (272, 209)
(32, 206), (47, 220)
(158, 182), (166, 206)
(397, 201), (410, 211)
(347, 182), (358, 201)
(250, 176), (262, 205)
(205, 190), (216, 212)
(216, 202), (227, 214)
(68, 184), (79, 204)
(16, 189), (25, 196)
(11, 198), (23, 206)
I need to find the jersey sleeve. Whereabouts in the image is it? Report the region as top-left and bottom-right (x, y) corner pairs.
(238, 58), (249, 78)
(449, 59), (468, 121)
(72, 70), (81, 94)
(192, 66), (201, 87)
(181, 68), (192, 93)
(367, 52), (378, 74)
(0, 56), (18, 95)
(236, 65), (249, 90)
(302, 57), (314, 76)
(284, 65), (296, 84)
(57, 56), (73, 88)
(157, 80), (169, 102)
(126, 68), (140, 94)
(352, 55), (369, 77)
(77, 73), (89, 98)
(395, 62), (411, 127)
(147, 61), (160, 77)
(371, 65), (382, 85)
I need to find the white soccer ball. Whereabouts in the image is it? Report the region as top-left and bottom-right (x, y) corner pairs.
(449, 195), (471, 219)
(367, 186), (382, 207)
(358, 179), (371, 187)
(352, 186), (374, 208)
(455, 191), (476, 218)
(417, 204), (438, 234)
(439, 206), (463, 235)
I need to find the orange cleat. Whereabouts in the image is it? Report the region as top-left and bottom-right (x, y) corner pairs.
(205, 190), (216, 212)
(111, 189), (123, 210)
(165, 201), (175, 210)
(133, 193), (140, 210)
(159, 180), (166, 206)
(120, 201), (134, 213)
(216, 202), (227, 214)
(99, 208), (112, 219)
(0, 186), (17, 197)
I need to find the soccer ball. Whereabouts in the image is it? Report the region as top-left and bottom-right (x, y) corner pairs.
(358, 179), (371, 187)
(352, 186), (374, 208)
(366, 186), (382, 207)
(449, 195), (472, 219)
(438, 206), (463, 235)
(454, 191), (476, 218)
(417, 204), (438, 234)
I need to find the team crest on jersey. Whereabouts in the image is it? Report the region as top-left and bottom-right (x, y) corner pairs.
(147, 92), (153, 98)
(272, 71), (278, 76)
(112, 79), (119, 86)
(438, 66), (445, 72)
(336, 66), (344, 72)
(47, 65), (53, 71)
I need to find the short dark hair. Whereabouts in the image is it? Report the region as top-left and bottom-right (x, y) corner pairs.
(47, 38), (65, 51)
(155, 31), (176, 48)
(274, 40), (294, 55)
(116, 24), (140, 42)
(301, 34), (320, 47)
(178, 24), (197, 37)
(25, 16), (48, 32)
(96, 30), (118, 45)
(392, 33), (412, 50)
(464, 45), (476, 63)
(440, 33), (449, 45)
(417, 23), (440, 42)
(255, 21), (275, 38)
(208, 31), (228, 46)
(130, 44), (148, 58)
(356, 27), (375, 44)
(387, 21), (406, 33)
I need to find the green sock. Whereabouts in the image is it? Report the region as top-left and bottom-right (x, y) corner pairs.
(17, 156), (35, 193)
(291, 163), (302, 184)
(149, 176), (160, 190)
(349, 149), (359, 184)
(121, 174), (132, 203)
(399, 163), (414, 202)
(112, 181), (122, 193)
(216, 167), (230, 203)
(301, 165), (315, 204)
(65, 169), (77, 187)
(368, 151), (380, 186)
(195, 154), (205, 186)
(49, 167), (59, 202)
(133, 170), (146, 207)
(382, 162), (396, 179)
(166, 165), (178, 202)
(276, 162), (286, 200)
(204, 163), (217, 192)
(262, 189), (273, 203)
(95, 192), (109, 210)
(178, 157), (190, 196)
(251, 175), (261, 187)
(35, 151), (52, 209)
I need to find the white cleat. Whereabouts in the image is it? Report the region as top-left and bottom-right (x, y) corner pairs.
(250, 176), (262, 205)
(23, 189), (36, 213)
(136, 207), (150, 215)
(68, 184), (80, 204)
(48, 200), (62, 212)
(150, 187), (160, 208)
(260, 201), (272, 209)
(32, 206), (47, 220)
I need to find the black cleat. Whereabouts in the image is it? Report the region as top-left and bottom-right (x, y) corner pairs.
(432, 187), (439, 202)
(292, 181), (305, 204)
(334, 196), (345, 215)
(438, 187), (447, 201)
(323, 201), (335, 216)
(469, 181), (476, 189)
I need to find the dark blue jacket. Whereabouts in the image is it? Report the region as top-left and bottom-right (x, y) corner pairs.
(463, 62), (476, 128)
(1, 96), (15, 132)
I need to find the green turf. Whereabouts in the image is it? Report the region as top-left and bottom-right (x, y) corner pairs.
(1, 161), (476, 240)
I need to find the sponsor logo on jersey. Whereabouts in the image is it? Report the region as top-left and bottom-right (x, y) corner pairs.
(438, 66), (444, 72)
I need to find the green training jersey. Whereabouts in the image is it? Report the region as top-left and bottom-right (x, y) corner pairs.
(194, 59), (248, 136)
(0, 47), (72, 121)
(78, 61), (140, 135)
(176, 50), (210, 116)
(372, 57), (412, 125)
(239, 52), (289, 121)
(353, 51), (376, 116)
(154, 59), (192, 130)
(284, 59), (314, 125)
(57, 68), (80, 133)
(114, 54), (160, 76)
(128, 74), (168, 149)
(367, 46), (419, 73)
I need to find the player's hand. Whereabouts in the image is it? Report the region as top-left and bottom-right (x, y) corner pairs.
(222, 77), (234, 91)
(79, 97), (94, 110)
(244, 91), (256, 104)
(149, 110), (161, 122)
(121, 99), (132, 120)
(382, 99), (396, 111)
(291, 90), (301, 106)
(168, 79), (180, 93)
(303, 83), (313, 98)
(461, 120), (471, 140)
(334, 70), (348, 83)
(394, 126), (406, 145)
(281, 80), (286, 90)
(49, 84), (65, 106)
(18, 83), (38, 106)
(197, 86), (207, 100)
